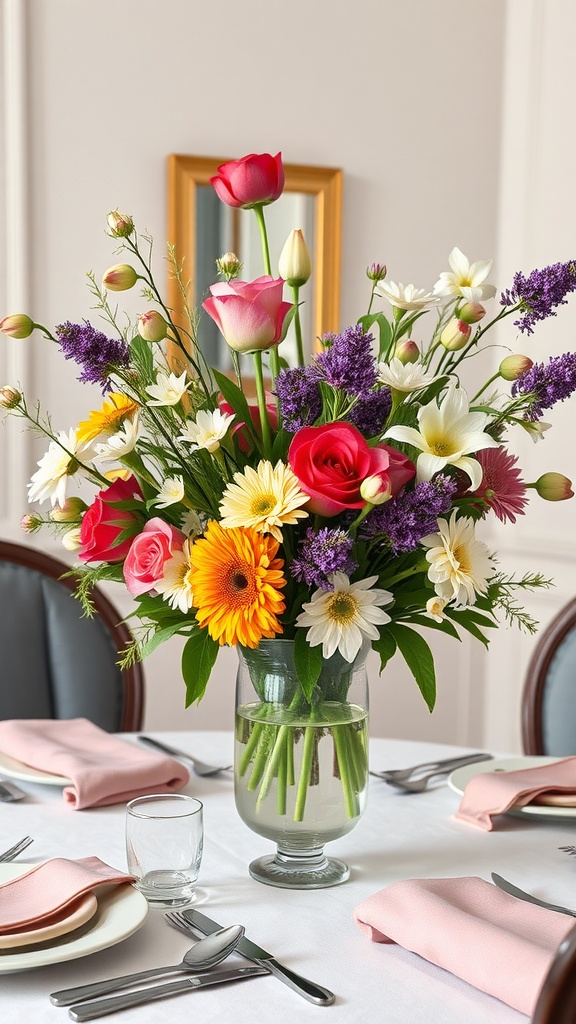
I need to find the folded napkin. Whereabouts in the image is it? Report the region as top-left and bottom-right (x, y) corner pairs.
(454, 756), (576, 830)
(0, 856), (135, 933)
(0, 718), (190, 809)
(353, 875), (574, 1016)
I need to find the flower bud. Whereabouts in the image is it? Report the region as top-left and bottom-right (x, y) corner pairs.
(360, 474), (392, 505)
(0, 385), (22, 409)
(215, 252), (243, 279)
(106, 210), (134, 238)
(457, 301), (486, 324)
(533, 472), (574, 501)
(0, 314), (34, 339)
(440, 318), (472, 351)
(138, 310), (168, 342)
(521, 419), (552, 443)
(62, 527), (83, 552)
(393, 339), (420, 365)
(426, 596), (447, 622)
(499, 354), (533, 381)
(20, 513), (42, 534)
(102, 264), (138, 291)
(278, 229), (312, 287)
(49, 496), (87, 522)
(366, 262), (387, 282)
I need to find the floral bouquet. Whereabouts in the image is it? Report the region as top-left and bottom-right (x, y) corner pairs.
(2, 151), (575, 867)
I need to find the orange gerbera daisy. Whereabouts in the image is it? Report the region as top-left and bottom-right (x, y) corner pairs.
(189, 520), (286, 648)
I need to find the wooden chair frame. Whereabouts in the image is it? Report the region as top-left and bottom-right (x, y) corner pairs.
(522, 597), (576, 754)
(532, 924), (576, 1023)
(0, 540), (144, 731)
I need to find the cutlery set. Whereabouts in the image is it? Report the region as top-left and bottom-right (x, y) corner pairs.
(370, 751), (494, 792)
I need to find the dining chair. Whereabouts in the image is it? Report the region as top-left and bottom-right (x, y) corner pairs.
(521, 596), (576, 755)
(532, 924), (576, 1024)
(0, 540), (144, 731)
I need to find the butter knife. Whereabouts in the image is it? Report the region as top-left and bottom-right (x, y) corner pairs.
(491, 872), (576, 917)
(68, 965), (267, 1021)
(182, 908), (335, 1005)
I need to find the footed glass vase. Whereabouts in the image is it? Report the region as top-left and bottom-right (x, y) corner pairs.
(234, 639), (369, 889)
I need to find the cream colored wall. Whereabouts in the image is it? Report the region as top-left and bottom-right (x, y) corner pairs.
(6, 0), (571, 748)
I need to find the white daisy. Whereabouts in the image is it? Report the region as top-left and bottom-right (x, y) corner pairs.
(296, 572), (393, 663)
(28, 428), (85, 507)
(384, 384), (498, 489)
(94, 416), (140, 462)
(433, 247), (497, 303)
(378, 358), (439, 393)
(152, 476), (185, 509)
(376, 280), (439, 311)
(146, 370), (191, 407)
(421, 512), (495, 608)
(154, 540), (195, 613)
(178, 408), (235, 452)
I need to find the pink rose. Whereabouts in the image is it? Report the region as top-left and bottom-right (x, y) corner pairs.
(203, 276), (292, 353)
(79, 476), (143, 564)
(210, 152), (284, 209)
(123, 517), (186, 596)
(220, 397), (278, 453)
(288, 422), (415, 517)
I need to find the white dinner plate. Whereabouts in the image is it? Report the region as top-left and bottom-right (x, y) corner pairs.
(0, 863), (148, 973)
(0, 750), (71, 786)
(0, 891), (98, 949)
(448, 756), (576, 819)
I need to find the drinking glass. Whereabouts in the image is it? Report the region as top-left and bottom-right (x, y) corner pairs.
(126, 793), (203, 908)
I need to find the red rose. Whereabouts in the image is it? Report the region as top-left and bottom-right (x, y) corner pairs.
(210, 152), (284, 209)
(79, 476), (143, 564)
(123, 517), (185, 596)
(288, 422), (413, 517)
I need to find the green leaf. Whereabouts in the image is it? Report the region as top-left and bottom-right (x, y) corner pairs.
(397, 613), (461, 641)
(388, 623), (436, 711)
(181, 632), (219, 706)
(444, 609), (491, 647)
(294, 630), (323, 702)
(212, 369), (261, 449)
(357, 312), (392, 359)
(139, 622), (189, 659)
(129, 332), (155, 378)
(372, 629), (397, 673)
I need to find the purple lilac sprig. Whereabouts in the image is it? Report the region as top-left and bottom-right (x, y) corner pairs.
(55, 320), (130, 393)
(362, 476), (457, 553)
(347, 388), (392, 437)
(292, 526), (358, 590)
(511, 352), (576, 420)
(500, 260), (576, 335)
(274, 364), (322, 431)
(316, 324), (378, 397)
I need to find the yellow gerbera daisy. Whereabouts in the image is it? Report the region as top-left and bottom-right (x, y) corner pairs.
(219, 460), (309, 542)
(190, 520), (286, 648)
(77, 393), (139, 445)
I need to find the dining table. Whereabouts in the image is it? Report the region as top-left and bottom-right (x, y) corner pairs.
(1, 731), (575, 1023)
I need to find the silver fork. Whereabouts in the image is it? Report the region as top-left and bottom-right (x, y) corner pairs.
(0, 836), (34, 862)
(370, 752), (493, 783)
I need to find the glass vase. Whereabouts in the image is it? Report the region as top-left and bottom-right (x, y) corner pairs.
(234, 639), (369, 889)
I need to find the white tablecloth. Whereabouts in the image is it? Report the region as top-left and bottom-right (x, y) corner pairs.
(2, 732), (575, 1023)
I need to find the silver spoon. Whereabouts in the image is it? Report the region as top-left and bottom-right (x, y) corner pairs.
(50, 924), (244, 1006)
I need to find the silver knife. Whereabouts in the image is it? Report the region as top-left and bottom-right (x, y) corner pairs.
(491, 872), (576, 917)
(182, 908), (335, 1005)
(68, 965), (267, 1021)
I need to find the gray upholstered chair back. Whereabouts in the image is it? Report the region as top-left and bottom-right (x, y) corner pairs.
(0, 541), (144, 731)
(522, 597), (576, 755)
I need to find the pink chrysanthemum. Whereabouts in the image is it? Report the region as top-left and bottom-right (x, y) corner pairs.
(472, 447), (528, 523)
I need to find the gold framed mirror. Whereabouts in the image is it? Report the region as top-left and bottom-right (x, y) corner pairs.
(166, 155), (342, 374)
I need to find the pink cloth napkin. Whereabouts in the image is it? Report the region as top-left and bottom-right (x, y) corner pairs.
(0, 718), (190, 809)
(353, 875), (574, 1016)
(454, 756), (576, 830)
(0, 856), (135, 932)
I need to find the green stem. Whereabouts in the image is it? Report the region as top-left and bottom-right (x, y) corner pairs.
(256, 725), (289, 809)
(291, 285), (305, 366)
(238, 720), (265, 777)
(293, 726), (315, 821)
(253, 204), (272, 276)
(332, 726), (358, 818)
(252, 351), (273, 460)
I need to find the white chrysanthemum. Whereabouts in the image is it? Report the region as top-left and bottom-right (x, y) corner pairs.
(433, 247), (497, 303)
(376, 280), (439, 311)
(28, 428), (85, 507)
(181, 509), (204, 537)
(219, 460), (309, 542)
(296, 572), (393, 663)
(146, 370), (190, 407)
(385, 384), (498, 489)
(94, 416), (140, 462)
(178, 408), (235, 452)
(421, 512), (495, 608)
(153, 476), (185, 509)
(378, 358), (439, 393)
(154, 540), (195, 613)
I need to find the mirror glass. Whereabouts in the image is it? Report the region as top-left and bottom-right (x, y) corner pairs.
(166, 156), (343, 375)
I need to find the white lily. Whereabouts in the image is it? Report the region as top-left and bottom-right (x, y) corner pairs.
(178, 408), (235, 452)
(433, 247), (497, 302)
(376, 280), (439, 311)
(385, 384), (498, 489)
(378, 358), (439, 393)
(146, 370), (191, 407)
